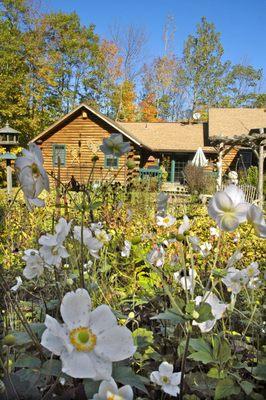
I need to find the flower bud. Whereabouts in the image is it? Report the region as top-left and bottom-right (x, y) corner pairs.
(131, 236), (141, 245)
(2, 334), (16, 346)
(126, 160), (136, 170)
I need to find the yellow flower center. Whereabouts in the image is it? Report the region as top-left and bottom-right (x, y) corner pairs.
(31, 163), (40, 178)
(247, 268), (254, 277)
(107, 392), (123, 400)
(69, 327), (97, 352)
(161, 376), (169, 384)
(163, 217), (170, 224)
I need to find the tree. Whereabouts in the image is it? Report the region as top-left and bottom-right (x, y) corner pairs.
(252, 93), (266, 108)
(183, 17), (229, 112)
(139, 93), (160, 122)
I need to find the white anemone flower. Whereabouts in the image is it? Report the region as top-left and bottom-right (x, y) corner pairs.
(100, 134), (131, 157)
(55, 218), (72, 243)
(150, 361), (181, 396)
(10, 276), (22, 292)
(173, 268), (197, 293)
(74, 226), (103, 258)
(208, 185), (249, 231)
(22, 249), (45, 279)
(39, 234), (69, 267)
(41, 289), (136, 379)
(222, 267), (249, 294)
(243, 262), (260, 279)
(178, 215), (190, 235)
(193, 292), (227, 332)
(156, 214), (176, 228)
(210, 227), (220, 238)
(189, 236), (201, 252)
(15, 143), (50, 210)
(90, 222), (103, 232)
(247, 204), (266, 238)
(121, 240), (132, 258)
(199, 242), (212, 257)
(94, 229), (112, 244)
(91, 377), (133, 400)
(146, 245), (165, 267)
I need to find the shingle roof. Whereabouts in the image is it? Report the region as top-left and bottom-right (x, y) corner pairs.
(119, 122), (215, 152)
(208, 108), (266, 137)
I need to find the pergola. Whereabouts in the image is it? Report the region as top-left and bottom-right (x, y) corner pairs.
(210, 128), (266, 208)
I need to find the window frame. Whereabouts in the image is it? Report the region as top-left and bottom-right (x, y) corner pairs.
(52, 144), (66, 167)
(104, 154), (119, 169)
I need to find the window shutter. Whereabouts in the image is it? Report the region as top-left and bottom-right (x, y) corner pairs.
(53, 144), (66, 166)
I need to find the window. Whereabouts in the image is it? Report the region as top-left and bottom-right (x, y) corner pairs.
(104, 154), (119, 169)
(53, 144), (66, 166)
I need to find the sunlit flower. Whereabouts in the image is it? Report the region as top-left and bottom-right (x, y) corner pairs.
(91, 377), (133, 400)
(247, 277), (261, 290)
(150, 361), (181, 396)
(39, 234), (69, 267)
(178, 215), (190, 235)
(15, 143), (50, 210)
(247, 204), (266, 238)
(210, 227), (220, 238)
(55, 218), (72, 243)
(156, 214), (176, 228)
(193, 292), (227, 332)
(208, 185), (249, 231)
(10, 276), (22, 292)
(90, 222), (103, 232)
(173, 268), (197, 293)
(222, 267), (249, 294)
(146, 245), (165, 267)
(95, 229), (112, 244)
(243, 262), (260, 279)
(100, 134), (131, 157)
(199, 242), (212, 257)
(189, 236), (201, 252)
(41, 289), (136, 379)
(121, 240), (131, 258)
(22, 249), (45, 279)
(74, 226), (103, 258)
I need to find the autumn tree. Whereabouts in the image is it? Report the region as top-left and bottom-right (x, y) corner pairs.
(139, 93), (160, 122)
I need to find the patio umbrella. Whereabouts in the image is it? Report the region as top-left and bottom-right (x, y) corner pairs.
(192, 147), (208, 167)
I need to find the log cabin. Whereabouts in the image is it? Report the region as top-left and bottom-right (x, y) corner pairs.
(30, 104), (266, 186)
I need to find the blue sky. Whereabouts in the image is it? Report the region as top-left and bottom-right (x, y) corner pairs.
(46, 0), (266, 90)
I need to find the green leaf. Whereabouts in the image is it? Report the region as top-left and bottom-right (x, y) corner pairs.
(83, 379), (101, 398)
(12, 331), (32, 346)
(188, 350), (214, 364)
(15, 355), (41, 369)
(195, 302), (214, 323)
(240, 380), (255, 395)
(150, 309), (184, 324)
(189, 338), (212, 354)
(207, 367), (226, 379)
(214, 378), (240, 399)
(251, 364), (266, 381)
(112, 365), (148, 394)
(29, 323), (46, 338)
(40, 359), (62, 377)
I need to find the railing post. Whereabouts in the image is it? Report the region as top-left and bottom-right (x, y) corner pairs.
(170, 159), (175, 183)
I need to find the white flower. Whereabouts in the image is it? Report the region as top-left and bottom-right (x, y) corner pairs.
(150, 361), (181, 397)
(210, 227), (220, 238)
(10, 276), (22, 292)
(84, 261), (93, 270)
(193, 292), (227, 332)
(90, 222), (103, 232)
(74, 226), (103, 258)
(100, 134), (131, 157)
(147, 245), (165, 267)
(208, 185), (249, 231)
(39, 234), (69, 267)
(247, 204), (266, 238)
(233, 232), (240, 243)
(247, 277), (261, 290)
(199, 242), (212, 257)
(59, 377), (66, 386)
(41, 289), (136, 379)
(178, 215), (190, 235)
(92, 377), (133, 400)
(227, 250), (243, 268)
(22, 249), (45, 279)
(156, 214), (176, 228)
(15, 143), (50, 210)
(55, 218), (72, 243)
(189, 236), (201, 252)
(173, 268), (197, 293)
(222, 267), (249, 294)
(94, 229), (112, 244)
(121, 240), (131, 258)
(243, 262), (260, 279)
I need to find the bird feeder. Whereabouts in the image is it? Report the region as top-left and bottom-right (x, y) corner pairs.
(0, 122), (20, 195)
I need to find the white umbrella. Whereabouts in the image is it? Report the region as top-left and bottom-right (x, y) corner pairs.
(192, 147), (208, 167)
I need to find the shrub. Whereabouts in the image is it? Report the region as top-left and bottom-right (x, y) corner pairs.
(184, 163), (216, 194)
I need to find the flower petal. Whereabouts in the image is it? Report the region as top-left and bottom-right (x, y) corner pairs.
(60, 289), (91, 329)
(61, 350), (96, 379)
(150, 371), (161, 385)
(118, 385), (134, 400)
(95, 326), (136, 362)
(159, 361), (173, 377)
(98, 378), (118, 398)
(41, 329), (64, 356)
(162, 383), (179, 396)
(170, 372), (181, 386)
(89, 305), (117, 335)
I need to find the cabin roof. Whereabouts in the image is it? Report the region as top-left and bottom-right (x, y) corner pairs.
(208, 107), (266, 138)
(119, 122), (214, 153)
(30, 103), (143, 147)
